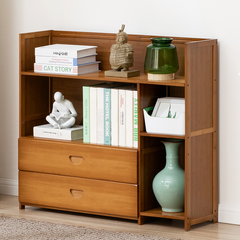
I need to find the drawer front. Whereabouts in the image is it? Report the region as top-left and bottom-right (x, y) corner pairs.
(19, 171), (138, 218)
(19, 138), (137, 183)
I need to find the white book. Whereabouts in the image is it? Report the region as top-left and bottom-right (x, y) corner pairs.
(111, 89), (119, 147)
(33, 124), (83, 140)
(90, 87), (97, 144)
(119, 89), (126, 147)
(126, 90), (134, 148)
(35, 44), (97, 58)
(151, 98), (161, 117)
(97, 88), (104, 144)
(35, 54), (97, 66)
(34, 62), (100, 76)
(133, 90), (138, 149)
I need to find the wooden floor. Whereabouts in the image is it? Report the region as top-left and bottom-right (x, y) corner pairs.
(0, 195), (239, 240)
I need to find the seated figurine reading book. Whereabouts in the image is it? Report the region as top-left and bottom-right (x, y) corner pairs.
(46, 92), (77, 129)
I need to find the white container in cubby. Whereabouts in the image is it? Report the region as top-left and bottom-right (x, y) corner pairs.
(143, 106), (185, 136)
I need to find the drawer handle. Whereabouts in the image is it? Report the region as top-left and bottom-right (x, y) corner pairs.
(70, 189), (84, 198)
(69, 156), (83, 165)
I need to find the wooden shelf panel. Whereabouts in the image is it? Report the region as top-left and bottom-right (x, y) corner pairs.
(21, 71), (185, 87)
(140, 207), (185, 220)
(140, 132), (185, 139)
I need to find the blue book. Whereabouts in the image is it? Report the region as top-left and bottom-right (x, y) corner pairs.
(104, 88), (111, 145)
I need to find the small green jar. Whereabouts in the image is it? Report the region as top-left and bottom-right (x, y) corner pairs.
(144, 38), (179, 75)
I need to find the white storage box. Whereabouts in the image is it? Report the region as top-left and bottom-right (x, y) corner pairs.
(143, 106), (185, 136)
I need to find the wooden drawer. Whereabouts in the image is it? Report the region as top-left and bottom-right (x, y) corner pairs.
(18, 137), (137, 183)
(19, 171), (138, 218)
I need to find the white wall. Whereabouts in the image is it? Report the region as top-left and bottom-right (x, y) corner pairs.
(1, 0), (240, 225)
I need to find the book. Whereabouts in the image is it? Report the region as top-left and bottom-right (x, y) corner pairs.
(133, 90), (138, 149)
(35, 44), (97, 58)
(34, 124), (83, 140)
(111, 89), (119, 147)
(35, 54), (97, 66)
(126, 90), (134, 148)
(34, 62), (100, 76)
(118, 89), (126, 147)
(83, 86), (90, 143)
(97, 87), (104, 144)
(104, 88), (111, 145)
(90, 87), (97, 144)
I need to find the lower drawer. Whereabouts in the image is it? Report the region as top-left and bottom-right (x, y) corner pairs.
(19, 171), (138, 218)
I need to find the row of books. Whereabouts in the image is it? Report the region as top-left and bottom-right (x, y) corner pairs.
(34, 44), (100, 76)
(83, 83), (138, 148)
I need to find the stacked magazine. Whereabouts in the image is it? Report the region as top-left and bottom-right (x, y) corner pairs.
(34, 44), (100, 75)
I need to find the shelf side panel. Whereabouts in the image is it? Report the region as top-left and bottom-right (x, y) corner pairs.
(20, 31), (51, 71)
(186, 41), (215, 132)
(190, 133), (213, 219)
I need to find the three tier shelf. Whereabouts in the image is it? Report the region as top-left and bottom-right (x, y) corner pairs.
(18, 30), (218, 231)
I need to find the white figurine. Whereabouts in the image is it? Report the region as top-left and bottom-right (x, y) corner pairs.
(46, 92), (77, 129)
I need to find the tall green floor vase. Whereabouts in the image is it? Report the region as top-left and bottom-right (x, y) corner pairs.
(152, 140), (185, 212)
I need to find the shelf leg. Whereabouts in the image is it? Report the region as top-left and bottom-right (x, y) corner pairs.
(184, 218), (191, 231)
(138, 216), (151, 225)
(19, 203), (25, 210)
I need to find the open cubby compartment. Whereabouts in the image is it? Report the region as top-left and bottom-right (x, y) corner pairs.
(139, 136), (185, 221)
(139, 83), (185, 137)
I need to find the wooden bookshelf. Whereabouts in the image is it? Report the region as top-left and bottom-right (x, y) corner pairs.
(18, 30), (218, 231)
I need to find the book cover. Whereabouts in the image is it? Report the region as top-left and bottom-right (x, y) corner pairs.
(34, 62), (100, 76)
(133, 90), (138, 149)
(83, 86), (90, 143)
(90, 87), (97, 144)
(104, 88), (111, 145)
(35, 44), (97, 58)
(35, 54), (97, 66)
(125, 90), (134, 148)
(119, 89), (126, 147)
(33, 124), (83, 140)
(111, 89), (119, 147)
(97, 87), (104, 144)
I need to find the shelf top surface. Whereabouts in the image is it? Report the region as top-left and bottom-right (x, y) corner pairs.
(21, 71), (185, 87)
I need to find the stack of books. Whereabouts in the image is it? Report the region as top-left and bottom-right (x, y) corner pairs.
(34, 44), (100, 76)
(83, 83), (138, 148)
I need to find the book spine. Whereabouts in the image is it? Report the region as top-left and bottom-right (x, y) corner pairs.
(111, 89), (119, 147)
(35, 55), (97, 66)
(83, 86), (90, 143)
(119, 89), (126, 147)
(35, 56), (78, 66)
(133, 90), (138, 149)
(34, 63), (78, 75)
(104, 88), (111, 145)
(90, 87), (97, 144)
(97, 88), (104, 144)
(125, 90), (134, 148)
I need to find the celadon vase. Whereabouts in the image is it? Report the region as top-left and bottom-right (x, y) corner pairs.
(152, 139), (185, 212)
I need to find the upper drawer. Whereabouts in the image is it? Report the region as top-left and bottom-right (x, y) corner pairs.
(18, 137), (138, 184)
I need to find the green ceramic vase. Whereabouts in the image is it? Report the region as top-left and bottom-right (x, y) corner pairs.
(144, 38), (179, 74)
(152, 139), (185, 212)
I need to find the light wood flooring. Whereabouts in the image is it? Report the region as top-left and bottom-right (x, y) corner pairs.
(0, 194), (239, 240)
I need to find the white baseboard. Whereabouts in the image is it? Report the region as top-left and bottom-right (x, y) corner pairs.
(0, 178), (18, 196)
(219, 204), (240, 225)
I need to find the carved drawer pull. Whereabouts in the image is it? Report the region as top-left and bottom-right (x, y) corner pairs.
(69, 156), (83, 165)
(70, 189), (84, 199)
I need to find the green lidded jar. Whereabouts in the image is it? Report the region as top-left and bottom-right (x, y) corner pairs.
(144, 37), (179, 80)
